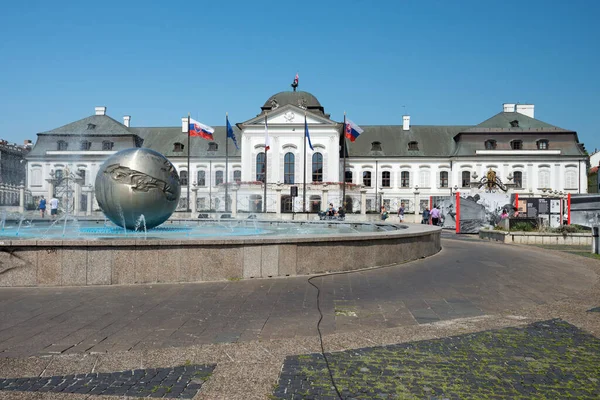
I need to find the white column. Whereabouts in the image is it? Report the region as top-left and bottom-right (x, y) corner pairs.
(275, 188), (282, 215)
(46, 180), (54, 199)
(191, 186), (199, 214)
(231, 187), (238, 217)
(18, 184), (25, 214)
(360, 189), (367, 215)
(86, 188), (93, 216)
(322, 188), (329, 212)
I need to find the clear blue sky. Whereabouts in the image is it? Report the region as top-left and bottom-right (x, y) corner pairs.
(1, 0), (598, 152)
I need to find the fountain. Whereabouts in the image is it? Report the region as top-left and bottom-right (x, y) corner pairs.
(0, 148), (441, 287)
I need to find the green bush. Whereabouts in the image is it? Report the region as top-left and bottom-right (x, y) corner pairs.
(510, 222), (534, 232)
(551, 224), (590, 234)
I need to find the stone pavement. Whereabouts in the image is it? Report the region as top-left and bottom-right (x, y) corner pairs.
(0, 237), (598, 399)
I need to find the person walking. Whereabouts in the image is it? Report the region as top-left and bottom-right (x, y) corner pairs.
(49, 196), (59, 219)
(38, 196), (47, 218)
(398, 203), (405, 222)
(430, 205), (441, 226)
(422, 207), (430, 224)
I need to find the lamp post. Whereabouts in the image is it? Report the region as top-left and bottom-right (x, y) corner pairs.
(413, 185), (420, 221)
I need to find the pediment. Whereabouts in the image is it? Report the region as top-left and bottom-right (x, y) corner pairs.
(241, 104), (337, 127)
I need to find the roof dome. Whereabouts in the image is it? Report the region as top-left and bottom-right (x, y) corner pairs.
(261, 91), (326, 116)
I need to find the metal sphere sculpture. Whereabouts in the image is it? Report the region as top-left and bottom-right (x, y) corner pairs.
(95, 148), (181, 230)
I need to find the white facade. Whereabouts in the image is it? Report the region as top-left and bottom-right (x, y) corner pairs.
(25, 101), (588, 216)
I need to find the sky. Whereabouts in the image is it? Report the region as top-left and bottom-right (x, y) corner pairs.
(1, 0), (599, 152)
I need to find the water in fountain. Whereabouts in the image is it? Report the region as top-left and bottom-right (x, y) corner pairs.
(15, 215), (25, 236)
(0, 210), (6, 231)
(134, 214), (147, 240)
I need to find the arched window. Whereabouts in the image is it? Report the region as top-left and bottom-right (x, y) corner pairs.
(363, 171), (372, 187)
(344, 170), (353, 183)
(233, 170), (241, 183)
(208, 142), (218, 151)
(312, 152), (323, 182)
(538, 169), (550, 189)
(197, 170), (206, 186)
(419, 170), (430, 187)
(514, 171), (523, 188)
(439, 171), (449, 188)
(256, 153), (266, 182)
(381, 171), (391, 187)
(401, 171), (410, 188)
(215, 171), (224, 185)
(180, 171), (188, 186)
(484, 140), (496, 150)
(284, 152), (295, 184)
(461, 171), (471, 188)
(565, 169), (577, 189)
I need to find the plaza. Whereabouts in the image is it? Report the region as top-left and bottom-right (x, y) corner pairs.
(0, 233), (598, 398)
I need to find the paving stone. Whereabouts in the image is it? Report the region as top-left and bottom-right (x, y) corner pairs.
(0, 364), (216, 398)
(272, 319), (600, 399)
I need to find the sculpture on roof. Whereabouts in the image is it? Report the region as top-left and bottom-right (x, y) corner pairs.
(291, 72), (299, 92)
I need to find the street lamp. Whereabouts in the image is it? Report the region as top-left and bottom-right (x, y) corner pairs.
(413, 185), (420, 216)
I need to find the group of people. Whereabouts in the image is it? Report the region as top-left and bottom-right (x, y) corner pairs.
(37, 195), (60, 219)
(378, 203), (442, 225)
(318, 203), (346, 220)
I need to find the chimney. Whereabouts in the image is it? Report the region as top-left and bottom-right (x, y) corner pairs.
(181, 117), (188, 133)
(23, 140), (32, 148)
(503, 103), (516, 113)
(95, 106), (107, 116)
(402, 115), (410, 131)
(123, 115), (131, 127)
(515, 104), (534, 119)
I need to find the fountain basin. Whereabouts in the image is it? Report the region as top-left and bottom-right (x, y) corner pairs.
(0, 221), (441, 287)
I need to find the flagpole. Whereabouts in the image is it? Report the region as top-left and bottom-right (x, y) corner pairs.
(342, 112), (347, 211)
(225, 113), (229, 212)
(263, 113), (268, 213)
(303, 113), (307, 213)
(187, 113), (191, 213)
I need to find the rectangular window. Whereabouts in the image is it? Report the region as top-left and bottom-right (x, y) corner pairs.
(233, 170), (241, 183)
(439, 171), (448, 188)
(381, 171), (391, 188)
(461, 171), (470, 188)
(511, 140), (523, 150)
(180, 171), (188, 186)
(215, 171), (224, 185)
(362, 171), (371, 187)
(344, 171), (353, 183)
(401, 171), (410, 188)
(197, 171), (206, 186)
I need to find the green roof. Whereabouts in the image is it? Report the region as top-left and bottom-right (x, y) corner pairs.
(348, 125), (470, 157)
(465, 112), (571, 132)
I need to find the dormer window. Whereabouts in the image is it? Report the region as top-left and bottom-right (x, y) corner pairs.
(86, 123), (96, 130)
(57, 140), (68, 151)
(79, 140), (91, 150)
(510, 120), (519, 128)
(102, 140), (114, 150)
(208, 142), (218, 151)
(408, 141), (419, 151)
(371, 141), (382, 151)
(511, 140), (523, 150)
(537, 140), (549, 150)
(484, 140), (497, 150)
(173, 142), (185, 152)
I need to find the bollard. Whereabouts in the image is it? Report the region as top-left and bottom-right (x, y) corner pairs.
(593, 226), (600, 255)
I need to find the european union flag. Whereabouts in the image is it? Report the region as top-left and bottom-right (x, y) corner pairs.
(226, 116), (239, 150)
(304, 115), (314, 151)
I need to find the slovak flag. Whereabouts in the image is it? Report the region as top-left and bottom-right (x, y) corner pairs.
(294, 73), (299, 85)
(345, 119), (363, 142)
(189, 118), (214, 140)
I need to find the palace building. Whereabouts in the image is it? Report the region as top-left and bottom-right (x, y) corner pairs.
(25, 91), (588, 216)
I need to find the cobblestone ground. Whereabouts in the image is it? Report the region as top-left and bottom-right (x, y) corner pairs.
(273, 319), (600, 399)
(0, 364), (214, 398)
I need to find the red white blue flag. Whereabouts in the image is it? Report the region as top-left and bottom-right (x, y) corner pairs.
(345, 119), (363, 142)
(294, 73), (299, 85)
(189, 118), (214, 140)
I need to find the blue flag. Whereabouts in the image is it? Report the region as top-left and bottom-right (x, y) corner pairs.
(304, 115), (314, 151)
(226, 116), (239, 150)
